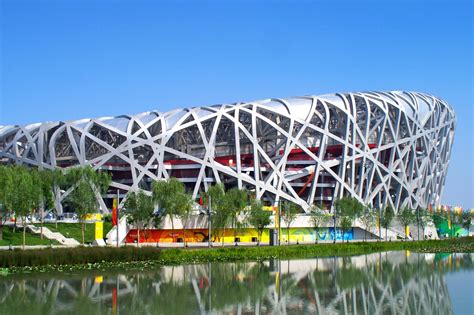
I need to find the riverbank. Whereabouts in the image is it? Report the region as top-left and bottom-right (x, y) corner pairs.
(1, 237), (472, 274)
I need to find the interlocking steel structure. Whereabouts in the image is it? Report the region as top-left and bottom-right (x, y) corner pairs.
(0, 91), (455, 214)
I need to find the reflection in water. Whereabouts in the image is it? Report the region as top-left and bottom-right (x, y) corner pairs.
(0, 252), (471, 314)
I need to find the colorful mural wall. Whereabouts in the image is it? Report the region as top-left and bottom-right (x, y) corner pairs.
(433, 215), (468, 238)
(125, 227), (354, 243)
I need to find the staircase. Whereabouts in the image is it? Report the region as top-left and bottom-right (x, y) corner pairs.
(26, 225), (80, 246)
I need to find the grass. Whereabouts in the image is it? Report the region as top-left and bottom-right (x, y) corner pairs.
(36, 222), (114, 244)
(0, 226), (59, 246)
(0, 237), (472, 273)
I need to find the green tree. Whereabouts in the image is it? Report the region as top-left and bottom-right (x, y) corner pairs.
(124, 190), (155, 245)
(175, 192), (193, 246)
(381, 205), (395, 240)
(248, 199), (271, 245)
(415, 208), (432, 240)
(359, 204), (377, 241)
(0, 166), (14, 241)
(65, 166), (111, 245)
(309, 204), (329, 244)
(203, 184), (229, 244)
(225, 188), (249, 242)
(397, 206), (416, 240)
(462, 212), (471, 235)
(334, 197), (363, 243)
(11, 166), (36, 249)
(35, 169), (60, 239)
(152, 178), (190, 242)
(281, 201), (300, 244)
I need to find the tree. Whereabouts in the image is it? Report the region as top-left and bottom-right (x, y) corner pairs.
(0, 166), (14, 241)
(281, 201), (300, 244)
(65, 166), (111, 245)
(334, 197), (363, 243)
(35, 169), (59, 239)
(11, 166), (36, 249)
(309, 204), (329, 244)
(225, 188), (249, 242)
(202, 184), (229, 244)
(397, 206), (416, 240)
(381, 205), (395, 240)
(248, 199), (271, 245)
(462, 212), (471, 235)
(124, 190), (155, 246)
(359, 205), (377, 241)
(152, 178), (191, 243)
(175, 192), (193, 246)
(415, 208), (432, 239)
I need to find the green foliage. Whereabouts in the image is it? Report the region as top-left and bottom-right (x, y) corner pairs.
(281, 201), (300, 243)
(462, 212), (471, 231)
(65, 166), (111, 244)
(281, 201), (300, 228)
(225, 188), (249, 231)
(309, 205), (329, 231)
(381, 205), (395, 230)
(38, 222), (113, 244)
(0, 225), (59, 246)
(203, 184), (229, 238)
(152, 178), (193, 241)
(334, 197), (364, 240)
(359, 205), (377, 240)
(1, 237), (473, 271)
(397, 207), (416, 238)
(248, 199), (271, 243)
(124, 191), (155, 230)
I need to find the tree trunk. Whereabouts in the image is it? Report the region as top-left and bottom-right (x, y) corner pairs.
(315, 227), (318, 244)
(137, 228), (140, 247)
(385, 227), (387, 240)
(0, 224), (3, 241)
(171, 216), (174, 243)
(23, 218), (26, 250)
(222, 227), (225, 246)
(40, 203), (44, 239)
(81, 221), (85, 245)
(364, 226), (367, 242)
(287, 225), (290, 245)
(183, 220), (186, 247)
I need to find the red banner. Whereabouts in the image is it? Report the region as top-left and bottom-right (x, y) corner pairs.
(112, 198), (117, 226)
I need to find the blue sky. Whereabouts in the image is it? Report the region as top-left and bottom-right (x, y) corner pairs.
(1, 0), (472, 208)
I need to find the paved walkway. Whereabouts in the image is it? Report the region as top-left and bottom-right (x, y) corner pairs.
(7, 223), (80, 246)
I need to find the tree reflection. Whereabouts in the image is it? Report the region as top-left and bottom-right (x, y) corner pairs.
(0, 252), (471, 314)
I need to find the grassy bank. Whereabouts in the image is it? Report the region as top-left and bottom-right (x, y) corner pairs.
(0, 226), (59, 246)
(1, 237), (472, 273)
(36, 222), (113, 244)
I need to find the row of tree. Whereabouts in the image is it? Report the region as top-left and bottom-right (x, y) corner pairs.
(0, 165), (111, 247)
(123, 180), (273, 245)
(1, 164), (471, 247)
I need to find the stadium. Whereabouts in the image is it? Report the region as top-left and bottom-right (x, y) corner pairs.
(0, 91), (456, 242)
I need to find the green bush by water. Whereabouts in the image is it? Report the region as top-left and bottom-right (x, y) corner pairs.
(0, 237), (472, 273)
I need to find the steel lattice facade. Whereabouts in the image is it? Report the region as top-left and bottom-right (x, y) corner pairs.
(0, 91), (456, 214)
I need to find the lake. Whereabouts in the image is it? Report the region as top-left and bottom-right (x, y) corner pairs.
(0, 251), (472, 314)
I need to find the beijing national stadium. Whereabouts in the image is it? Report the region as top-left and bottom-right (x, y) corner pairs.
(0, 91), (456, 242)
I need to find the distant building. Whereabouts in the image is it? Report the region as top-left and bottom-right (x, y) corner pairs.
(0, 91), (456, 214)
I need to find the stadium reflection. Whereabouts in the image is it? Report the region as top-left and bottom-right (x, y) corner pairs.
(0, 252), (471, 314)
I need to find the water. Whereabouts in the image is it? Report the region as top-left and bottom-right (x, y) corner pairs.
(0, 252), (472, 314)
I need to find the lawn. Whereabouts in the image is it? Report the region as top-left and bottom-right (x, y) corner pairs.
(39, 222), (114, 244)
(0, 226), (58, 246)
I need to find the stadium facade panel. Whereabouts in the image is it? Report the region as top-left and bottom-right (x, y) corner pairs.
(0, 91), (456, 214)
